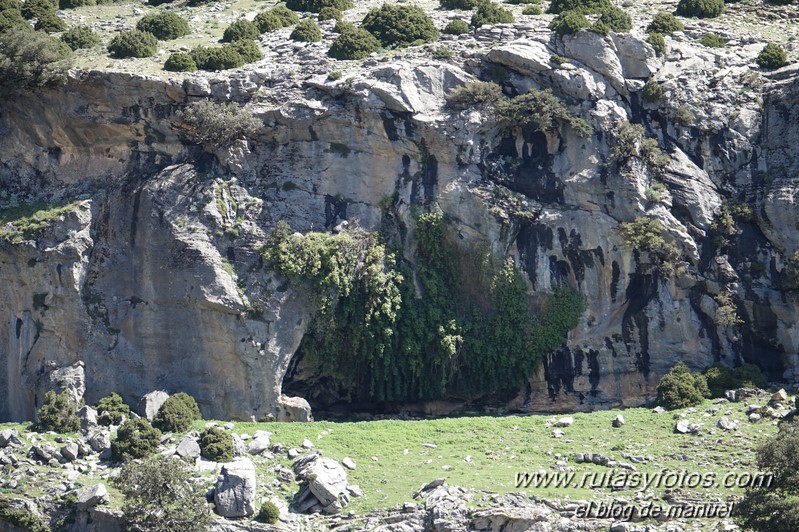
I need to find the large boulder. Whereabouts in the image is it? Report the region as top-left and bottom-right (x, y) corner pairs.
(293, 452), (348, 511)
(76, 484), (109, 510)
(278, 395), (313, 422)
(137, 391), (170, 421)
(77, 405), (98, 434)
(176, 434), (200, 460)
(0, 429), (22, 448)
(48, 361), (86, 405)
(214, 459), (257, 517)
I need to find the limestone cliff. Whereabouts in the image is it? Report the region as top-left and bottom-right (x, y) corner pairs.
(2, 20), (799, 421)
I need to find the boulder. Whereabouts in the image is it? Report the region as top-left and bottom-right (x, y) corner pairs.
(214, 459), (257, 517)
(247, 431), (271, 455)
(749, 413), (762, 423)
(717, 417), (739, 431)
(772, 389), (788, 403)
(0, 429), (22, 448)
(176, 434), (201, 460)
(137, 391), (170, 421)
(278, 395), (313, 422)
(342, 457), (356, 470)
(76, 483), (109, 510)
(61, 442), (79, 461)
(612, 415), (625, 428)
(77, 405), (98, 434)
(554, 417), (573, 427)
(86, 430), (111, 453)
(294, 453), (348, 509)
(48, 361), (86, 405)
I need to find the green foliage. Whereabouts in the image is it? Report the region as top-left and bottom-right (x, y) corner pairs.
(785, 250), (799, 290)
(95, 392), (130, 426)
(618, 216), (680, 274)
(757, 43), (788, 70)
(328, 27), (381, 59)
(0, 0), (22, 12)
(111, 418), (162, 461)
(699, 32), (726, 48)
(471, 2), (514, 28)
(703, 363), (767, 397)
(179, 100), (259, 145)
(0, 500), (48, 532)
(611, 122), (668, 173)
(714, 291), (742, 327)
(0, 201), (81, 243)
(230, 39), (263, 63)
(61, 26), (100, 50)
(432, 47), (452, 60)
(136, 11), (191, 41)
(0, 9), (28, 33)
(547, 0), (612, 14)
(594, 6), (631, 33)
(645, 182), (667, 203)
(257, 501), (281, 524)
(641, 78), (663, 102)
(21, 0), (55, 20)
(0, 28), (72, 92)
(190, 45), (245, 70)
(107, 29), (157, 58)
(495, 88), (591, 136)
(222, 19), (259, 42)
(656, 362), (710, 410)
(164, 51), (197, 71)
(646, 11), (683, 34)
(255, 11), (283, 32)
(114, 455), (212, 532)
(646, 32), (666, 56)
(549, 10), (589, 35)
(59, 0), (94, 8)
(37, 390), (80, 433)
(199, 426), (233, 462)
(674, 104), (694, 126)
(361, 4), (438, 48)
(446, 80), (502, 110)
(318, 6), (341, 21)
(286, 0), (353, 13)
(439, 0), (482, 9)
(674, 0), (724, 18)
(153, 392), (201, 433)
(736, 421), (799, 532)
(444, 19), (470, 35)
(522, 5), (542, 14)
(34, 11), (65, 32)
(272, 5), (301, 25)
(290, 18), (322, 42)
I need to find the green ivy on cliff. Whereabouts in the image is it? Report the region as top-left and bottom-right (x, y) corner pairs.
(264, 213), (584, 403)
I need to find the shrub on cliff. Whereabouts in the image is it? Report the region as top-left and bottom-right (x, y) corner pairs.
(362, 4), (439, 48)
(327, 27), (381, 59)
(446, 81), (502, 110)
(257, 501), (280, 524)
(593, 6), (631, 34)
(230, 39), (263, 63)
(190, 45), (245, 70)
(286, 0), (353, 13)
(37, 390), (80, 433)
(439, 0), (482, 9)
(34, 11), (65, 32)
(444, 19), (470, 35)
(95, 392), (130, 426)
(703, 363), (767, 397)
(222, 19), (259, 42)
(199, 426), (233, 462)
(61, 26), (100, 50)
(115, 455), (212, 532)
(272, 5), (301, 25)
(0, 28), (72, 91)
(656, 362), (709, 410)
(646, 32), (666, 56)
(549, 10), (589, 35)
(674, 0), (724, 19)
(153, 392), (201, 433)
(21, 0), (55, 20)
(646, 11), (683, 34)
(164, 51), (197, 71)
(179, 100), (260, 146)
(317, 6), (341, 21)
(757, 43), (787, 70)
(547, 0), (612, 14)
(0, 10), (28, 33)
(495, 88), (591, 136)
(254, 11), (283, 33)
(617, 216), (680, 274)
(107, 30), (158, 58)
(111, 418), (162, 461)
(699, 32), (725, 48)
(290, 18), (322, 42)
(59, 0), (95, 9)
(470, 2), (514, 28)
(136, 11), (191, 41)
(642, 78), (663, 102)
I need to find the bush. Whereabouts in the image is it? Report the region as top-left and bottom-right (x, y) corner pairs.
(646, 11), (683, 34)
(471, 2), (514, 28)
(328, 27), (381, 59)
(164, 51), (197, 71)
(114, 455), (212, 532)
(547, 0), (612, 14)
(222, 19), (259, 42)
(59, 0), (94, 8)
(255, 11), (283, 33)
(152, 392), (201, 433)
(0, 27), (72, 91)
(0, 0), (22, 11)
(736, 421), (799, 532)
(646, 32), (666, 56)
(362, 4), (438, 48)
(641, 78), (662, 102)
(107, 30), (158, 58)
(199, 426), (233, 461)
(290, 18), (321, 42)
(61, 26), (100, 50)
(656, 362), (709, 410)
(37, 390), (80, 433)
(757, 43), (787, 70)
(699, 32), (725, 48)
(257, 501), (281, 524)
(674, 0), (724, 18)
(446, 80), (502, 110)
(190, 45), (245, 70)
(95, 392), (130, 426)
(0, 10), (29, 33)
(618, 216), (680, 273)
(0, 500), (48, 532)
(703, 363), (767, 397)
(318, 6), (341, 21)
(443, 20), (470, 35)
(286, 0), (353, 13)
(21, 0), (55, 20)
(495, 88), (591, 136)
(35, 11), (65, 32)
(549, 10), (590, 35)
(272, 5), (301, 25)
(440, 0), (482, 8)
(594, 6), (631, 33)
(231, 39), (263, 63)
(111, 418), (162, 461)
(522, 5), (542, 14)
(179, 100), (260, 146)
(136, 11), (191, 41)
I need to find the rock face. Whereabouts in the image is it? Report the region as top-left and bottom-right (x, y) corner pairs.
(214, 459), (257, 518)
(1, 17), (799, 422)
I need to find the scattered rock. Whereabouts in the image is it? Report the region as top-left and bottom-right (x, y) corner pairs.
(772, 388), (788, 403)
(76, 483), (109, 510)
(293, 452), (349, 513)
(674, 420), (700, 434)
(247, 431), (271, 455)
(554, 417), (574, 427)
(137, 390), (169, 421)
(0, 429), (22, 448)
(277, 394), (313, 422)
(749, 413), (762, 423)
(717, 417), (739, 431)
(176, 434), (201, 460)
(552, 429), (565, 438)
(61, 442), (79, 462)
(347, 485), (364, 498)
(77, 406), (98, 434)
(342, 457), (356, 470)
(612, 415), (625, 428)
(302, 438), (314, 449)
(85, 430), (111, 453)
(652, 406), (666, 414)
(214, 459), (257, 518)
